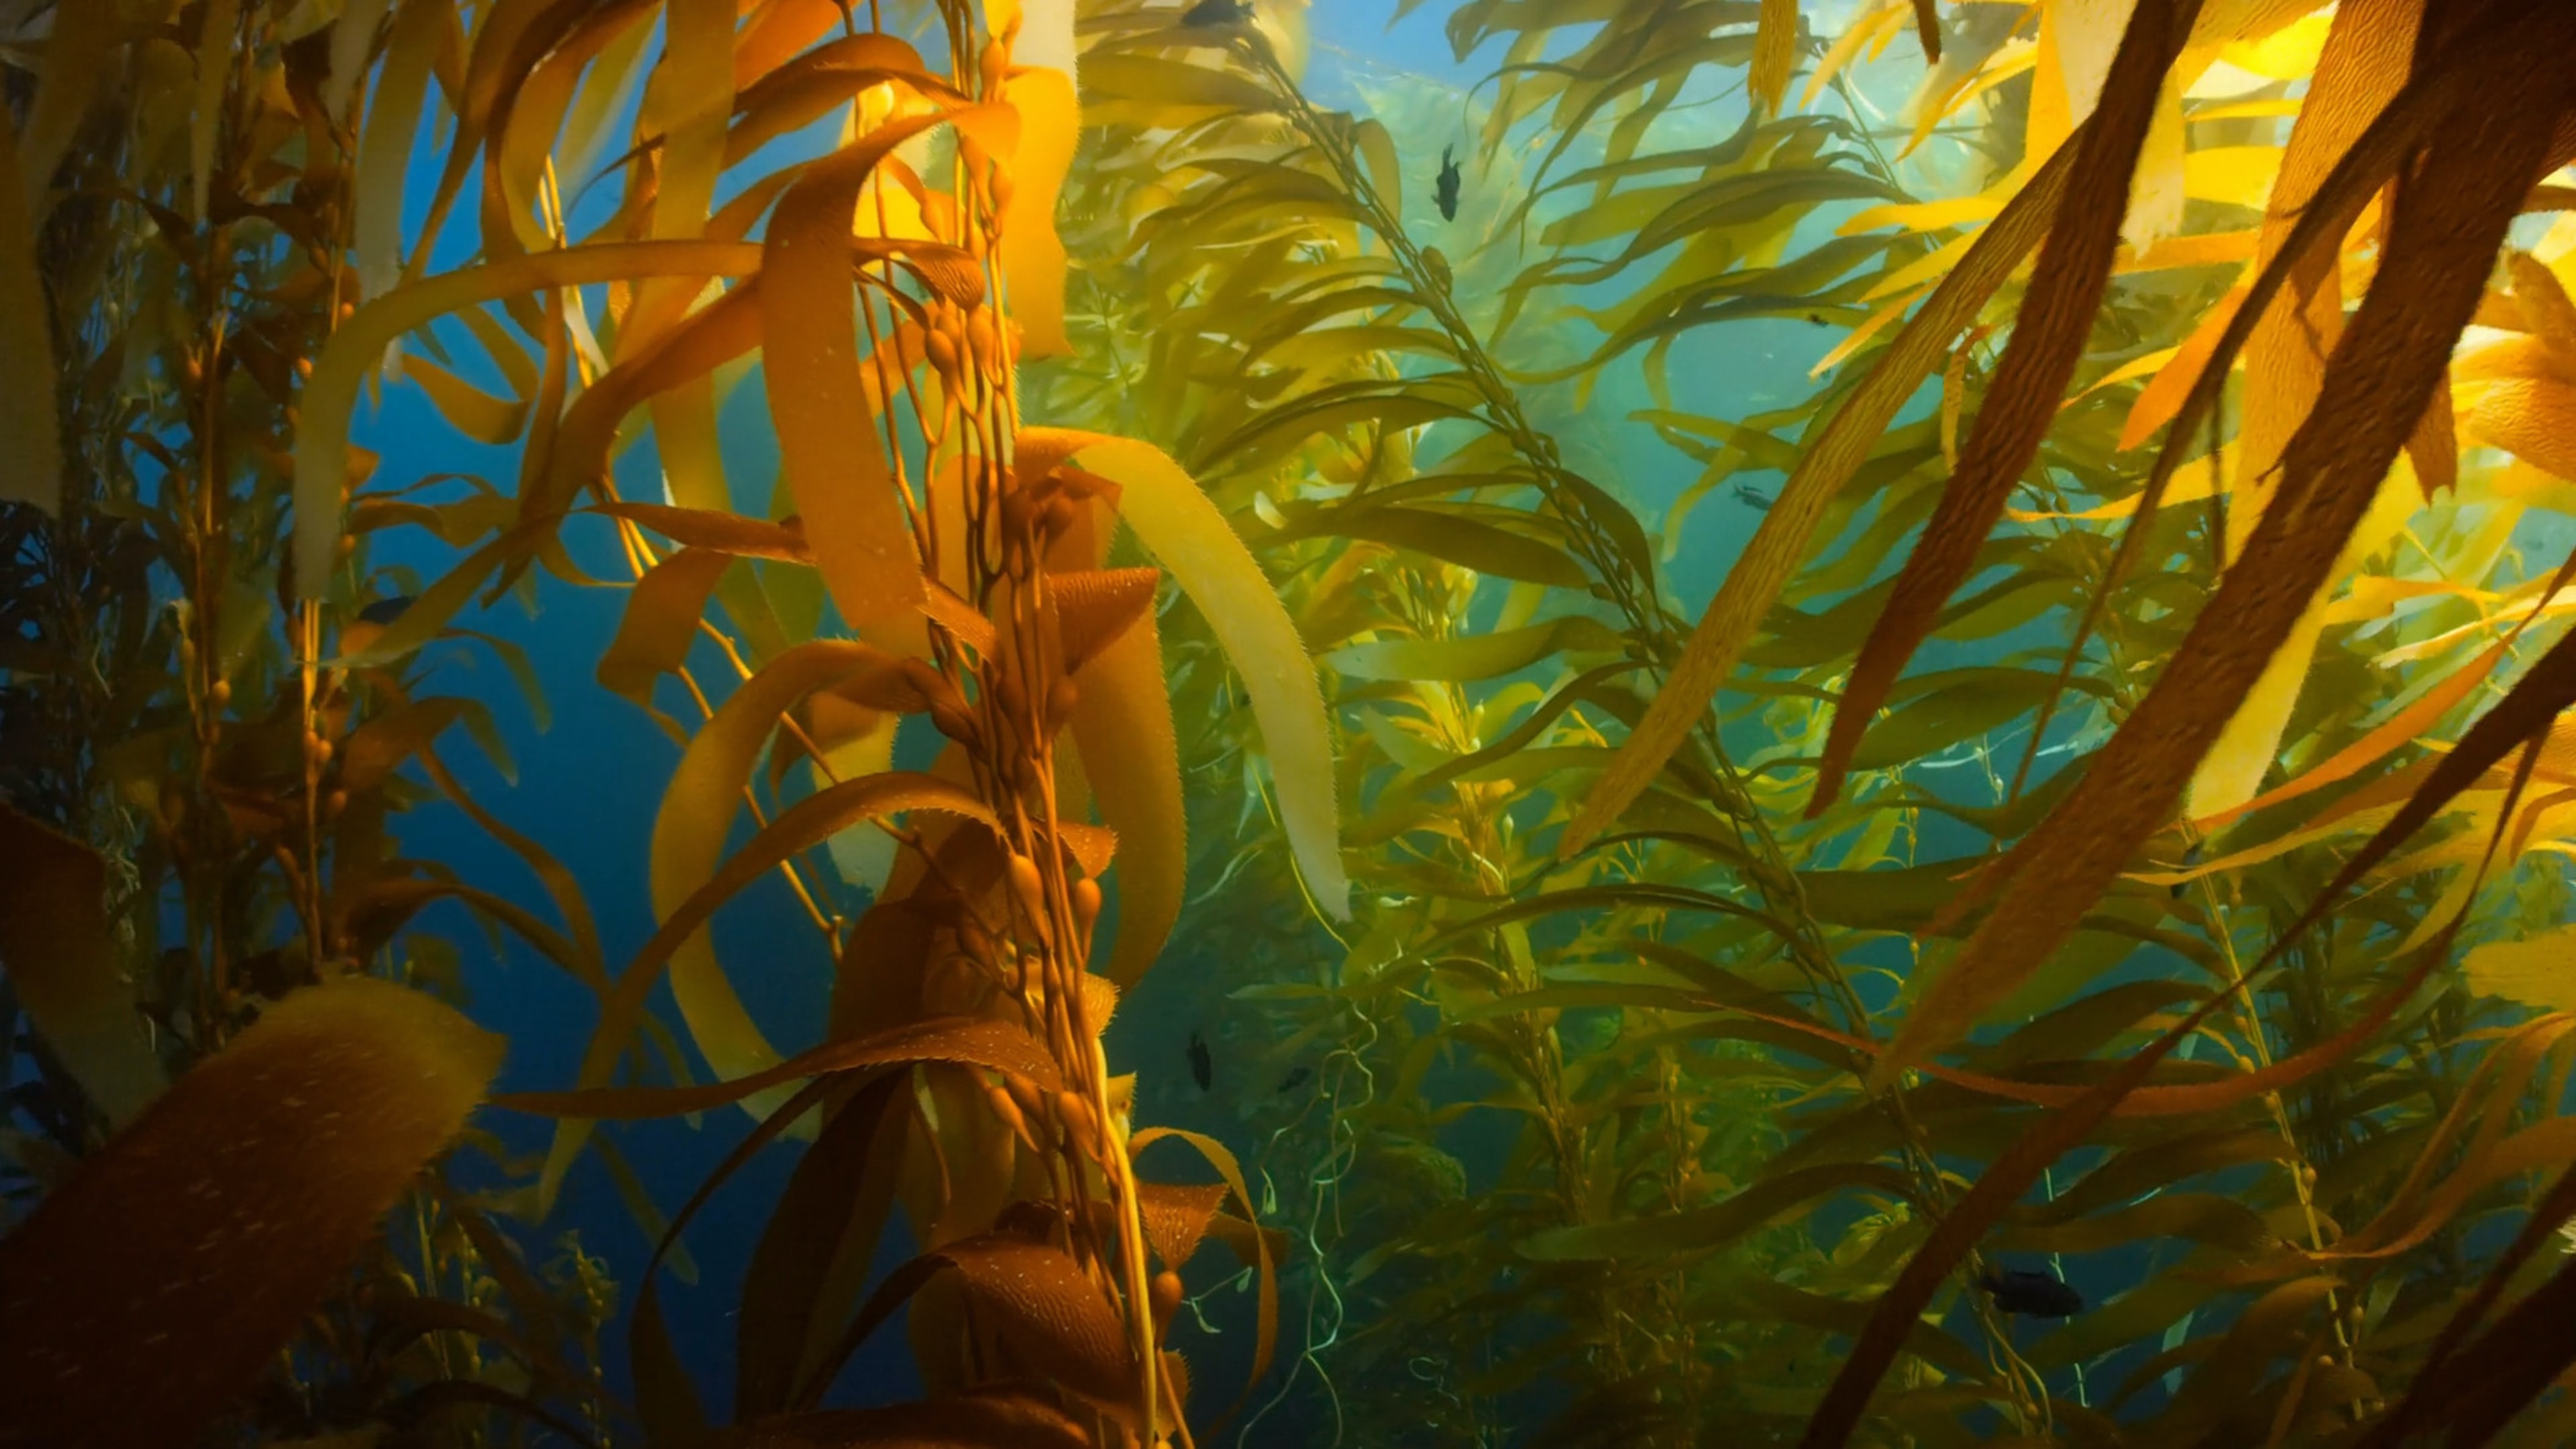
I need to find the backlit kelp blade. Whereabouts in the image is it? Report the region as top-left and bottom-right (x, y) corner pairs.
(0, 977), (501, 1448)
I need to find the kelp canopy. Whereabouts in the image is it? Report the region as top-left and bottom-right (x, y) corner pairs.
(10, 0), (2576, 1445)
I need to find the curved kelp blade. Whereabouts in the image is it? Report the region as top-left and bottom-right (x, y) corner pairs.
(1875, 4), (2574, 1082)
(0, 977), (502, 1448)
(0, 804), (164, 1125)
(538, 762), (998, 1211)
(1809, 0), (2204, 812)
(1067, 590), (1185, 986)
(1042, 431), (1348, 920)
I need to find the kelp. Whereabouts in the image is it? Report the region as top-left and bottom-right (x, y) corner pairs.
(13, 0), (2576, 1445)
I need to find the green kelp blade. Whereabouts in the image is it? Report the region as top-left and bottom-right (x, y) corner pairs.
(0, 976), (503, 1448)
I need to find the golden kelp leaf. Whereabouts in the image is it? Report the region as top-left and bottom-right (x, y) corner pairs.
(1810, 0), (2200, 815)
(2511, 249), (2576, 380)
(1052, 567), (1159, 677)
(1750, 0), (1798, 118)
(400, 348), (529, 444)
(1069, 587), (1184, 987)
(652, 643), (909, 1112)
(0, 103), (60, 515)
(1137, 1181), (1231, 1272)
(0, 804), (163, 1126)
(541, 765), (1001, 1209)
(1053, 431), (1348, 920)
(2462, 375), (2576, 479)
(599, 501), (816, 562)
(296, 240), (766, 599)
(2119, 279), (2249, 450)
(1001, 65), (1079, 360)
(763, 106), (1011, 630)
(2186, 452), (2422, 820)
(920, 577), (997, 657)
(2233, 0), (2418, 554)
(1884, 41), (2566, 1080)
(2463, 926), (2576, 1013)
(1558, 123), (2079, 860)
(500, 1014), (1063, 1120)
(1130, 1127), (1275, 1412)
(647, 0), (736, 241)
(2192, 637), (2512, 831)
(940, 1238), (1136, 1417)
(541, 280), (766, 526)
(0, 977), (500, 1449)
(596, 546), (735, 726)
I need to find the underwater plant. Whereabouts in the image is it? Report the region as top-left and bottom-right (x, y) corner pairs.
(16, 0), (2576, 1445)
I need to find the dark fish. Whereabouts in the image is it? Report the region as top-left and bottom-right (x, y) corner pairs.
(1277, 1066), (1311, 1093)
(1435, 145), (1462, 222)
(1733, 482), (1774, 512)
(1806, 312), (1829, 326)
(1980, 1267), (2083, 1318)
(1179, 0), (1252, 28)
(2170, 840), (2203, 900)
(356, 595), (415, 625)
(1188, 1030), (1212, 1091)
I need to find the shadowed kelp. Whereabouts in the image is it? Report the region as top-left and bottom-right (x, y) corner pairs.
(0, 976), (502, 1447)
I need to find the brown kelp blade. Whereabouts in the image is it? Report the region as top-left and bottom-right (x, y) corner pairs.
(0, 977), (502, 1449)
(1809, 0), (2203, 815)
(1876, 9), (2573, 1082)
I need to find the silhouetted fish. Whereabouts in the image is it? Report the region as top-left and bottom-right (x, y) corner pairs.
(1435, 145), (1462, 222)
(1188, 1030), (1212, 1091)
(357, 595), (415, 625)
(2170, 841), (2202, 899)
(1733, 483), (1774, 512)
(1277, 1066), (1311, 1093)
(1179, 0), (1251, 28)
(1980, 1267), (2082, 1318)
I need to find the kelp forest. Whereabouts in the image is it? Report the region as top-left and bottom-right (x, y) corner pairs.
(16, 0), (2576, 1444)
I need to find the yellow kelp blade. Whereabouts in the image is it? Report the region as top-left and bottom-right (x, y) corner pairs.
(0, 977), (501, 1448)
(1069, 595), (1185, 986)
(1048, 432), (1350, 920)
(2186, 454), (2422, 819)
(761, 103), (1015, 631)
(0, 103), (60, 515)
(0, 805), (164, 1125)
(1001, 64), (1079, 361)
(295, 240), (766, 599)
(651, 644), (902, 1118)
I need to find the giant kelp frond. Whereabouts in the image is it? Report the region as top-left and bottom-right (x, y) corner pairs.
(0, 976), (502, 1448)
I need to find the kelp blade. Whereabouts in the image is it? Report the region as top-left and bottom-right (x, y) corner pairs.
(0, 976), (502, 1448)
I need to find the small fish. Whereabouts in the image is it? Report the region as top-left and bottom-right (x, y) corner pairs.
(1980, 1266), (2084, 1318)
(1806, 312), (1829, 326)
(1434, 145), (1462, 222)
(1277, 1066), (1312, 1093)
(1188, 1030), (1212, 1091)
(1733, 482), (1775, 512)
(1179, 0), (1252, 28)
(356, 595), (415, 625)
(2170, 840), (2203, 899)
